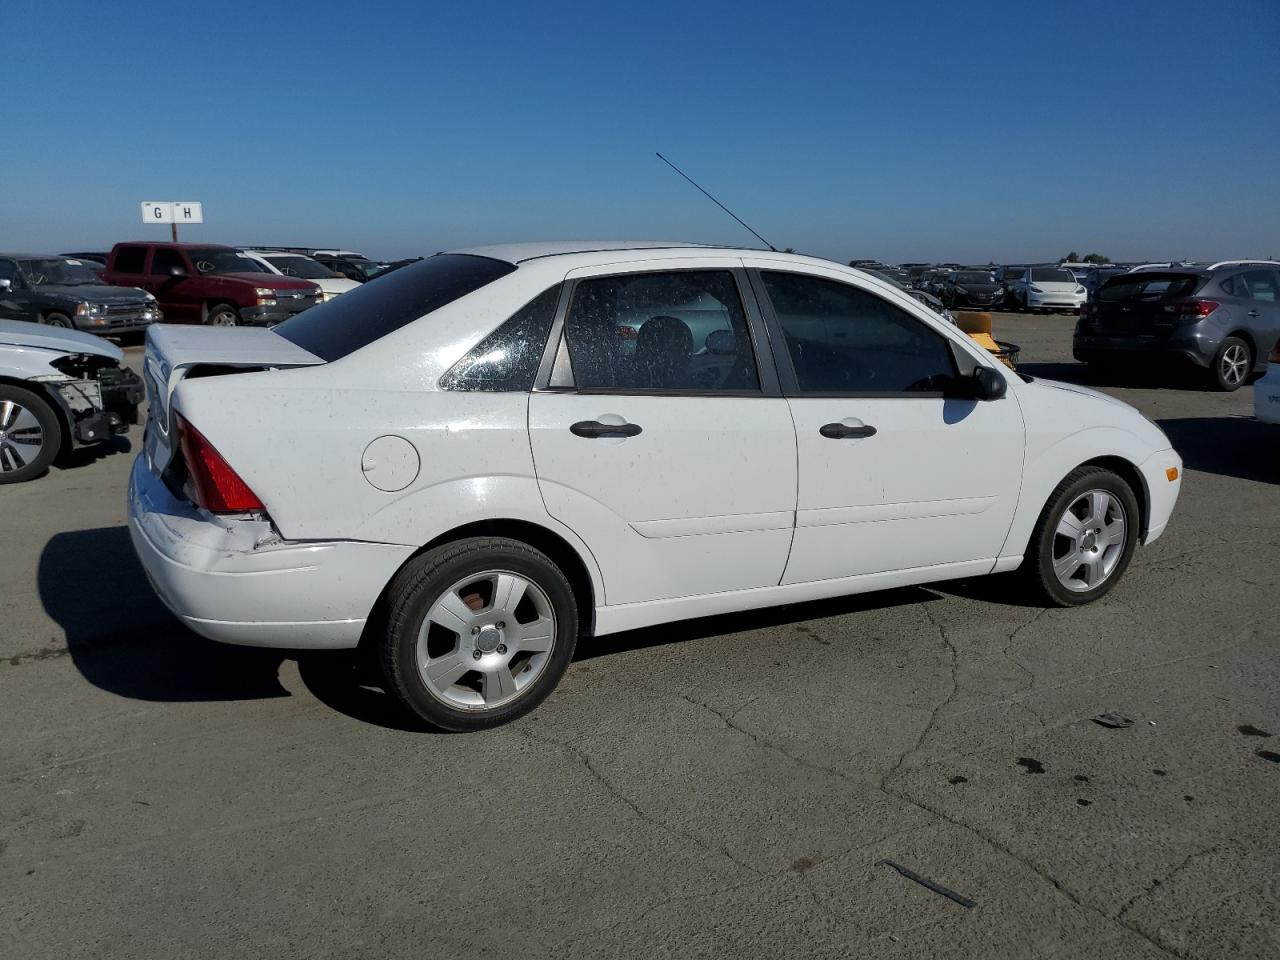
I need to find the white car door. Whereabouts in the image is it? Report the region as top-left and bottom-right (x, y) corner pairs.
(528, 261), (798, 606)
(745, 262), (1026, 585)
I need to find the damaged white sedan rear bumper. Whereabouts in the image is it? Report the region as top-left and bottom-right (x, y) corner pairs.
(127, 454), (413, 649)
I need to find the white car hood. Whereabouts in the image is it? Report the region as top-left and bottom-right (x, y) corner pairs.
(1034, 377), (1129, 409)
(316, 277), (360, 296)
(0, 319), (123, 361)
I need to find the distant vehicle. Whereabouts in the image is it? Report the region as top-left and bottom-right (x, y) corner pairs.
(368, 257), (425, 280)
(102, 242), (321, 327)
(241, 251), (359, 302)
(848, 259), (892, 271)
(939, 270), (1004, 310)
(1254, 338), (1280, 423)
(311, 252), (386, 283)
(61, 251), (109, 267)
(861, 268), (954, 320)
(127, 242), (1180, 730)
(1005, 266), (1087, 313)
(0, 319), (142, 482)
(0, 254), (159, 334)
(1081, 265), (1127, 300)
(1074, 261), (1280, 391)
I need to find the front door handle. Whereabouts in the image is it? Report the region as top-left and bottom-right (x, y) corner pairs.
(820, 421), (877, 439)
(570, 420), (642, 439)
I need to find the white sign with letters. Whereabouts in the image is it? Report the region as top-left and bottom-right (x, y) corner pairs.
(141, 201), (204, 224)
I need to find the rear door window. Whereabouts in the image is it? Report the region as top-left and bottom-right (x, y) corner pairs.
(562, 270), (760, 392)
(1240, 270), (1280, 303)
(112, 245), (147, 274)
(272, 254), (516, 362)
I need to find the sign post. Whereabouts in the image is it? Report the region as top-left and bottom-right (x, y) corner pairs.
(140, 201), (204, 241)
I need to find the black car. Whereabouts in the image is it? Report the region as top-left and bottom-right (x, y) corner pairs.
(940, 270), (1004, 310)
(0, 255), (159, 335)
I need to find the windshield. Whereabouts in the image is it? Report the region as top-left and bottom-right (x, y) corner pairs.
(264, 255), (338, 280)
(189, 249), (267, 275)
(273, 253), (517, 362)
(21, 258), (102, 286)
(1031, 267), (1077, 284)
(349, 259), (383, 279)
(953, 272), (994, 284)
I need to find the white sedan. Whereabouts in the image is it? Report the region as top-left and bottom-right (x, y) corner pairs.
(241, 250), (360, 302)
(127, 242), (1182, 730)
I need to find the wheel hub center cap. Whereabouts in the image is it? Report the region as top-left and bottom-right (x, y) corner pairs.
(1082, 530), (1098, 550)
(474, 625), (502, 654)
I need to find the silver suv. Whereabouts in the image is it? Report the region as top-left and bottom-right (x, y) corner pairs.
(1073, 260), (1280, 391)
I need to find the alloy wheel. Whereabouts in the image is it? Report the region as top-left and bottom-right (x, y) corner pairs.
(415, 570), (557, 711)
(1052, 489), (1127, 593)
(1220, 344), (1248, 388)
(0, 400), (45, 473)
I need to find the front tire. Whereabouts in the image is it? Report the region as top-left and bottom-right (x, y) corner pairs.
(42, 312), (74, 329)
(380, 537), (579, 731)
(1022, 466), (1139, 606)
(206, 303), (239, 327)
(0, 385), (61, 484)
(1210, 336), (1251, 392)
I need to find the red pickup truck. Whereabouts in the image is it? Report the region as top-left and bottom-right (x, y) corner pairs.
(102, 242), (320, 326)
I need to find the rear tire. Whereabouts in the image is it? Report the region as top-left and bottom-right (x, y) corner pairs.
(206, 303), (239, 327)
(0, 385), (61, 484)
(1021, 466), (1139, 607)
(1210, 336), (1251, 392)
(380, 537), (579, 731)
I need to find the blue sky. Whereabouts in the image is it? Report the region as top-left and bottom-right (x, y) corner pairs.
(2, 0), (1277, 264)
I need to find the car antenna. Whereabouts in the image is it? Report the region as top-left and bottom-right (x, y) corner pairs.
(655, 152), (777, 252)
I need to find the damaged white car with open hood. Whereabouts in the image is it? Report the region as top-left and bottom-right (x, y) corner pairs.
(127, 243), (1183, 730)
(0, 320), (143, 483)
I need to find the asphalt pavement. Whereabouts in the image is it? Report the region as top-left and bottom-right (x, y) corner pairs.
(3, 313), (1278, 959)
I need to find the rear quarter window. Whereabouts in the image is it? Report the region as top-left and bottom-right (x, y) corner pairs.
(112, 246), (148, 273)
(273, 254), (516, 362)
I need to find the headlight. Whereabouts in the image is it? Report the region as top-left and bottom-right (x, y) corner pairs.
(1075, 285), (1086, 294)
(254, 287), (276, 297)
(74, 302), (105, 316)
(1029, 285), (1044, 293)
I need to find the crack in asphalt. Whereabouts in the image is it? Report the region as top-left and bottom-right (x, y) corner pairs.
(1115, 844), (1222, 922)
(879, 605), (959, 789)
(516, 725), (766, 881)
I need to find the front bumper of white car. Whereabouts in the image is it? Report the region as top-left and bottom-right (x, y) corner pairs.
(1027, 291), (1086, 310)
(127, 454), (412, 649)
(1138, 447), (1183, 545)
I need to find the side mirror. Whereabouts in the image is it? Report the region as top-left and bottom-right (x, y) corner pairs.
(972, 366), (1007, 400)
(705, 329), (737, 355)
(0, 278), (11, 292)
(168, 264), (188, 278)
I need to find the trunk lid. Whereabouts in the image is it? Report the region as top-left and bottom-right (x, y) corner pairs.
(143, 324), (323, 472)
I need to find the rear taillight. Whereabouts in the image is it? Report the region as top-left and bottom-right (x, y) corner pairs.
(177, 415), (265, 513)
(1179, 299), (1219, 319)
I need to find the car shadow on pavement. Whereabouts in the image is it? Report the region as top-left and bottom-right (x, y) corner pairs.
(55, 435), (132, 471)
(1157, 417), (1280, 484)
(39, 526), (292, 702)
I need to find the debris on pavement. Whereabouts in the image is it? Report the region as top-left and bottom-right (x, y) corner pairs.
(876, 859), (976, 909)
(1093, 713), (1135, 729)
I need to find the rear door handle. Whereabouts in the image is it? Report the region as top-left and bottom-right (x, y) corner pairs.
(570, 420), (642, 438)
(820, 421), (877, 439)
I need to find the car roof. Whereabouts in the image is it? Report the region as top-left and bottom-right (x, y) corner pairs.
(115, 241), (236, 250)
(448, 240), (743, 264)
(0, 253), (75, 259)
